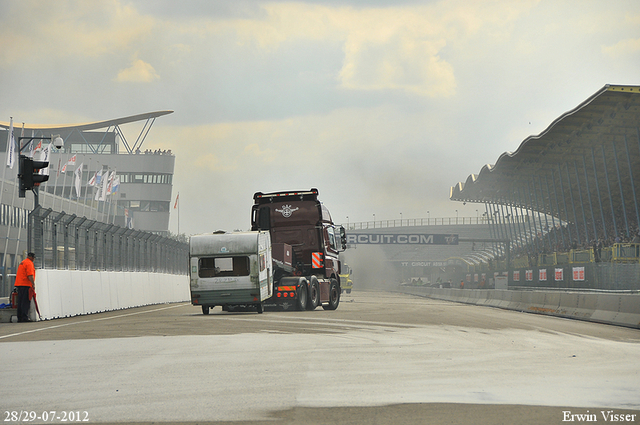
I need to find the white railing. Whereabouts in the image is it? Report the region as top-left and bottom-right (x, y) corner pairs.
(343, 216), (490, 230)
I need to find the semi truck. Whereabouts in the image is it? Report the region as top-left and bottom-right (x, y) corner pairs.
(189, 188), (347, 313)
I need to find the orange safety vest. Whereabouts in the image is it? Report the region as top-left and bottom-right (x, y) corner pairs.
(15, 258), (35, 287)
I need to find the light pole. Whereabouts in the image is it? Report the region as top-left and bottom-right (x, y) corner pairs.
(455, 209), (458, 224)
(400, 212), (402, 226)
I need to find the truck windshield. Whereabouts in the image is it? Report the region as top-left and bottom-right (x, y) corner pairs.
(199, 256), (250, 278)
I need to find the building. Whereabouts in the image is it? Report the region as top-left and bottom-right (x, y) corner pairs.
(0, 111), (175, 295)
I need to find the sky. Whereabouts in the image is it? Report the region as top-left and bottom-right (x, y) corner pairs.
(0, 0), (638, 236)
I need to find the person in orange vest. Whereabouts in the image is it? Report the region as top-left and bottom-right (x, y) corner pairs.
(460, 280), (464, 289)
(14, 252), (36, 322)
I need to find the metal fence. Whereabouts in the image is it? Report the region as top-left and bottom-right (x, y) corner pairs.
(28, 206), (188, 274)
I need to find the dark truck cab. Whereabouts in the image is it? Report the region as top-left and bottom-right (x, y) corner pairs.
(251, 188), (346, 310)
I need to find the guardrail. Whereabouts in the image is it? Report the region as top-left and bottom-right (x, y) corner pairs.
(397, 286), (640, 329)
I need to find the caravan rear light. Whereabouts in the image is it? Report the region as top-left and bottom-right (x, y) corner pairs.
(276, 292), (282, 298)
(283, 292), (288, 297)
(289, 292), (295, 298)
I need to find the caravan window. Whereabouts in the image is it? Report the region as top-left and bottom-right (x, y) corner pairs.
(199, 256), (250, 278)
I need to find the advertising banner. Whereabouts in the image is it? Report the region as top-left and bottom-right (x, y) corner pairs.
(346, 233), (458, 245)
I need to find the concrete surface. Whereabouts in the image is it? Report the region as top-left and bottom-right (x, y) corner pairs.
(1, 291), (639, 424)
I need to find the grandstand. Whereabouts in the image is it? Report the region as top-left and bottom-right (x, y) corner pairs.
(450, 84), (640, 290)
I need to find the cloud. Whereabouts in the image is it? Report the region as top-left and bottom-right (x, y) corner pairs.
(244, 143), (277, 162)
(115, 58), (160, 82)
(340, 32), (455, 96)
(602, 38), (640, 58)
(0, 1), (154, 66)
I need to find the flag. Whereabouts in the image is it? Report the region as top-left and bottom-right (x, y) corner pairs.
(66, 154), (77, 166)
(110, 176), (120, 194)
(88, 169), (102, 187)
(93, 169), (107, 201)
(174, 192), (179, 209)
(39, 142), (52, 176)
(88, 169), (98, 186)
(106, 172), (117, 194)
(74, 162), (83, 198)
(60, 164), (67, 173)
(99, 170), (115, 201)
(5, 118), (15, 169)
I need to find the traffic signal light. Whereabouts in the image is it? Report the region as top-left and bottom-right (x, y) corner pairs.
(18, 155), (49, 198)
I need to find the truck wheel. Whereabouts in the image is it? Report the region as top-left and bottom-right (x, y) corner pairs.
(323, 279), (340, 310)
(256, 303), (263, 314)
(202, 305), (210, 315)
(306, 277), (320, 310)
(296, 282), (308, 311)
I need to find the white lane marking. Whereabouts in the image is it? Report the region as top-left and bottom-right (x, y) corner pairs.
(0, 303), (189, 340)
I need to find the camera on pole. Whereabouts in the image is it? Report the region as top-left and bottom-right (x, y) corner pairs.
(18, 154), (49, 198)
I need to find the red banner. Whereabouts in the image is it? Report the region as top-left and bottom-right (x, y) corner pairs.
(555, 268), (564, 281)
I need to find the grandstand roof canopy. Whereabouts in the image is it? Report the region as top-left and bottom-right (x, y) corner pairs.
(0, 110), (174, 154)
(450, 84), (640, 231)
(0, 110), (173, 132)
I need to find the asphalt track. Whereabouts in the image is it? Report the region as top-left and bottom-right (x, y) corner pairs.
(1, 290), (639, 424)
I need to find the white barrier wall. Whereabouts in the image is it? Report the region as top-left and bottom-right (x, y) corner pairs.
(35, 270), (190, 320)
(397, 286), (640, 329)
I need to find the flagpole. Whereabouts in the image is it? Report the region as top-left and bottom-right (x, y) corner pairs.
(0, 117), (12, 216)
(82, 158), (90, 219)
(1, 118), (14, 286)
(3, 122), (23, 277)
(175, 192), (179, 235)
